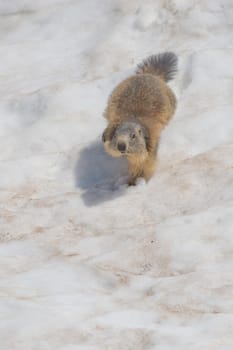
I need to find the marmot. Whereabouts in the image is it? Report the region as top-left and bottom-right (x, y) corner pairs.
(102, 52), (178, 185)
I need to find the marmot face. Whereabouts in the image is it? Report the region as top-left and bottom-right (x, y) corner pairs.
(103, 121), (149, 158)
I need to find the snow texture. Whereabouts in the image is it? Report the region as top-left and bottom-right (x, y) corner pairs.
(0, 0), (233, 349)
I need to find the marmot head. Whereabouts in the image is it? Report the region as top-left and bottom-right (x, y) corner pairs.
(103, 121), (149, 158)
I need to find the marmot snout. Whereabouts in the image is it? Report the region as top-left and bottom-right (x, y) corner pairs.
(102, 52), (178, 185)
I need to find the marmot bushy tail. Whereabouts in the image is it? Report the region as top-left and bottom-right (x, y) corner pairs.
(136, 52), (178, 82)
(102, 52), (178, 186)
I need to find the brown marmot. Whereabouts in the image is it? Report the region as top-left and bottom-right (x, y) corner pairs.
(102, 52), (178, 185)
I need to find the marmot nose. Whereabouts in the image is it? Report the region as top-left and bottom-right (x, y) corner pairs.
(117, 142), (126, 153)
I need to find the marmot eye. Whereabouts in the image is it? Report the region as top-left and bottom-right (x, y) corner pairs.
(131, 133), (136, 139)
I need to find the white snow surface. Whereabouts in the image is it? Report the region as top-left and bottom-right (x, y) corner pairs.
(1, 1), (233, 349)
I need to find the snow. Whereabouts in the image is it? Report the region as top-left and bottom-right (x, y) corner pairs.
(0, 0), (233, 349)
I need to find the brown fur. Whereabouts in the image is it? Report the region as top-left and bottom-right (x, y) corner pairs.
(102, 52), (177, 185)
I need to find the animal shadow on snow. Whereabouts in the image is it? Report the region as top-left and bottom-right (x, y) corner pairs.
(74, 140), (128, 206)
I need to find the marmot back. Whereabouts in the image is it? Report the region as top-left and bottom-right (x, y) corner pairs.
(102, 52), (178, 185)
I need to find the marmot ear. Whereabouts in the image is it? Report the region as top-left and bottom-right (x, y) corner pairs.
(102, 126), (117, 143)
(141, 126), (150, 150)
(102, 131), (106, 143)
